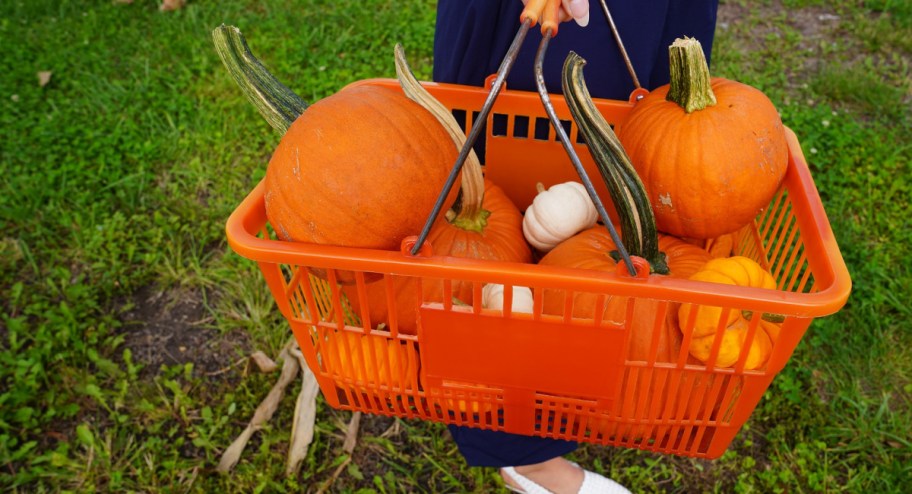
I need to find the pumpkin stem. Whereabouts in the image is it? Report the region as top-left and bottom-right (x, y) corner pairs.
(394, 44), (487, 225)
(451, 208), (492, 234)
(562, 52), (668, 275)
(665, 37), (717, 114)
(742, 310), (787, 323)
(211, 25), (308, 134)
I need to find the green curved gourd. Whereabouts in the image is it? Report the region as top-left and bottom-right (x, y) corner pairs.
(211, 24), (308, 133)
(561, 51), (668, 274)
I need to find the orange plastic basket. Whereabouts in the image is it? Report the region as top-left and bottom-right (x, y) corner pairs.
(226, 78), (851, 459)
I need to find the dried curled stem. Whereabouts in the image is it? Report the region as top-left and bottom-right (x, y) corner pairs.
(394, 44), (486, 224)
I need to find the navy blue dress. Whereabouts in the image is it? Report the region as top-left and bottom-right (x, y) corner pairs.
(433, 0), (719, 468)
(434, 0), (719, 100)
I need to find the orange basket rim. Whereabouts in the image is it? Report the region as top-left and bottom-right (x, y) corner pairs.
(226, 79), (852, 319)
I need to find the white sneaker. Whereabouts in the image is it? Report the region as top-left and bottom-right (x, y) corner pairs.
(501, 465), (632, 494)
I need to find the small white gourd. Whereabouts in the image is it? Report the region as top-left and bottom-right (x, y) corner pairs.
(522, 181), (598, 252)
(481, 284), (533, 314)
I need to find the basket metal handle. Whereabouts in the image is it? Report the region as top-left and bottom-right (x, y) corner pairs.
(597, 0), (641, 90)
(411, 2), (642, 265)
(534, 28), (636, 276)
(409, 18), (534, 256)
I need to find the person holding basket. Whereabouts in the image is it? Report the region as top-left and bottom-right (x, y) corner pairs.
(432, 0), (719, 492)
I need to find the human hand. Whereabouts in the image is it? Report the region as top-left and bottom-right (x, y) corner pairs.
(521, 0), (590, 27)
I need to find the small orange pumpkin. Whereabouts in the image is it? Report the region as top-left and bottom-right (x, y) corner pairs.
(705, 233), (736, 259)
(343, 179), (532, 336)
(678, 256), (782, 369)
(323, 330), (417, 390)
(616, 37), (788, 239)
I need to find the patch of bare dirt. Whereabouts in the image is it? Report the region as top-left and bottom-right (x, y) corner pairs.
(120, 285), (251, 379)
(719, 2), (840, 42)
(718, 0), (844, 76)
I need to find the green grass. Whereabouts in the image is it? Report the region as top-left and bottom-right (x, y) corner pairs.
(1, 0), (910, 492)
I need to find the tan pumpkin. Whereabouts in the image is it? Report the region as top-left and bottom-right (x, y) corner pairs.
(482, 283), (534, 313)
(616, 37), (788, 239)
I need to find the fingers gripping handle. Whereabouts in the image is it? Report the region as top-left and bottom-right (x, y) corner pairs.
(520, 0), (548, 24)
(521, 0), (562, 35)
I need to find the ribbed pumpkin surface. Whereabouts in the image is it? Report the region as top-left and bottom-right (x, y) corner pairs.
(538, 226), (712, 439)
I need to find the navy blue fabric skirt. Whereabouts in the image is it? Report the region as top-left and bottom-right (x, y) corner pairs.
(447, 425), (578, 468)
(434, 0), (718, 468)
(433, 0), (719, 100)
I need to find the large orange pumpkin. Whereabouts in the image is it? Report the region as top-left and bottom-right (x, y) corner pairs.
(539, 228), (710, 388)
(264, 85), (459, 253)
(213, 28), (460, 284)
(616, 37), (788, 240)
(540, 229), (709, 315)
(538, 226), (711, 436)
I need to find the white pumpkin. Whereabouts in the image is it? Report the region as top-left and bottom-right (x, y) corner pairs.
(481, 284), (533, 314)
(522, 181), (598, 252)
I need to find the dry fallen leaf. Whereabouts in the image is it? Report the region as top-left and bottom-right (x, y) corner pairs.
(37, 71), (52, 87)
(342, 412), (361, 454)
(160, 0), (186, 11)
(249, 351), (278, 373)
(217, 339), (299, 474)
(286, 347), (319, 476)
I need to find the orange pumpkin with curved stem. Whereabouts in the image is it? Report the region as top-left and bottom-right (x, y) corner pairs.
(343, 179), (531, 336)
(427, 178), (532, 301)
(342, 52), (532, 335)
(678, 256), (782, 369)
(616, 38), (788, 239)
(213, 28), (459, 284)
